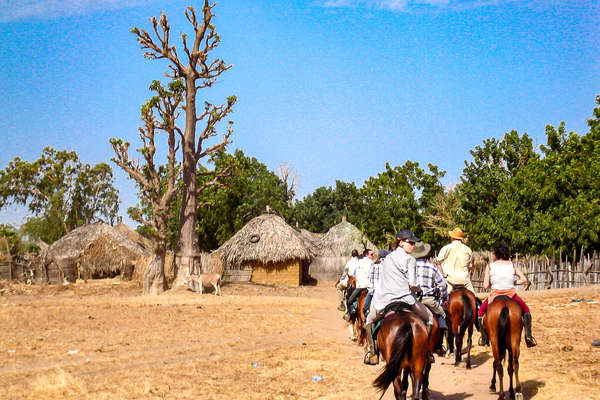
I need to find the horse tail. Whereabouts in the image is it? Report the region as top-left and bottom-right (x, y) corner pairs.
(461, 292), (473, 335)
(373, 322), (413, 392)
(497, 305), (510, 360)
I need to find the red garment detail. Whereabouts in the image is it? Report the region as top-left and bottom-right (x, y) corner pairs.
(478, 294), (530, 317)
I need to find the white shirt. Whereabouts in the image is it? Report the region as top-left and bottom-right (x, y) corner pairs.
(345, 257), (360, 276)
(354, 257), (373, 289)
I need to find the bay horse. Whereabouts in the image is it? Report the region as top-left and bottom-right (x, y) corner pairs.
(344, 276), (367, 345)
(446, 287), (477, 368)
(373, 302), (438, 400)
(484, 298), (523, 400)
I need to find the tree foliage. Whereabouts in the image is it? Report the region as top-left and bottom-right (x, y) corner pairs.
(0, 147), (119, 244)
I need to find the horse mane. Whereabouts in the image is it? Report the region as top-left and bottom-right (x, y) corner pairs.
(461, 292), (473, 334)
(497, 305), (510, 360)
(373, 318), (413, 391)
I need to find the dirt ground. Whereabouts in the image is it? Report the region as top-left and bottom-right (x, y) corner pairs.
(0, 279), (598, 399)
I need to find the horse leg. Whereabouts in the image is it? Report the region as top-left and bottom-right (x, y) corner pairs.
(422, 361), (432, 400)
(507, 348), (515, 399)
(466, 323), (473, 369)
(446, 329), (454, 357)
(490, 364), (497, 392)
(455, 332), (464, 365)
(495, 358), (505, 400)
(393, 368), (408, 400)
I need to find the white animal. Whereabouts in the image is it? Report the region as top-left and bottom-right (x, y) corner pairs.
(184, 273), (222, 296)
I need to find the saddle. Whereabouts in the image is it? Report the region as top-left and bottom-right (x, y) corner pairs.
(450, 284), (468, 292)
(492, 294), (512, 303)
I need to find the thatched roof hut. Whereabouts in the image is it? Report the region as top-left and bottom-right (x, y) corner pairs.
(317, 218), (377, 257)
(218, 212), (313, 286)
(45, 222), (150, 283)
(308, 217), (377, 282)
(114, 222), (154, 251)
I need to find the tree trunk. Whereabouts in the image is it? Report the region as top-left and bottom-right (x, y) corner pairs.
(143, 251), (166, 295)
(174, 77), (201, 287)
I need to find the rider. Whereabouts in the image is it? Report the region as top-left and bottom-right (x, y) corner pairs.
(433, 227), (475, 294)
(363, 229), (434, 366)
(336, 249), (359, 311)
(478, 241), (537, 348)
(343, 249), (374, 321)
(414, 240), (448, 341)
(363, 249), (389, 318)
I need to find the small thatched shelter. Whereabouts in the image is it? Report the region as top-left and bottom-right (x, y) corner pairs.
(308, 217), (378, 282)
(218, 212), (313, 286)
(114, 222), (154, 251)
(44, 222), (151, 283)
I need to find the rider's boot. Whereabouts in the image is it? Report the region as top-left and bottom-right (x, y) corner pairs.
(425, 321), (435, 364)
(478, 316), (489, 346)
(522, 312), (537, 348)
(363, 323), (379, 365)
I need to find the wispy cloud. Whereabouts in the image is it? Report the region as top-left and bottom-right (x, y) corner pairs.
(0, 0), (157, 23)
(318, 0), (512, 12)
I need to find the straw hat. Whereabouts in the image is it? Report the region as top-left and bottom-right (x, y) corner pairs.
(412, 241), (431, 259)
(448, 227), (465, 241)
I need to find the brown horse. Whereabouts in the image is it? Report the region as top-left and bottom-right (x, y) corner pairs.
(373, 303), (435, 400)
(446, 287), (477, 368)
(484, 298), (523, 400)
(344, 276), (367, 345)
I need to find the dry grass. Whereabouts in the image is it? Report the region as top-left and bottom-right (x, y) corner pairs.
(0, 280), (598, 399)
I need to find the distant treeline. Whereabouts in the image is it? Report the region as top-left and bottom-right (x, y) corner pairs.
(2, 96), (599, 260)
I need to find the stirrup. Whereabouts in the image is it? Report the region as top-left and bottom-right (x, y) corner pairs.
(364, 350), (379, 365)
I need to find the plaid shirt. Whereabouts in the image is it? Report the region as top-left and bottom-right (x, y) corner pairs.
(416, 258), (448, 302)
(368, 261), (382, 294)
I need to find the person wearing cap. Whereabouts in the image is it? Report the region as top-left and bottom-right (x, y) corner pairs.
(433, 227), (475, 294)
(363, 229), (434, 366)
(336, 249), (359, 312)
(414, 240), (448, 353)
(343, 249), (374, 321)
(362, 249), (389, 319)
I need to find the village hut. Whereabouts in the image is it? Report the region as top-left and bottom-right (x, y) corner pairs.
(218, 212), (313, 286)
(308, 216), (378, 282)
(44, 222), (151, 283)
(114, 221), (154, 251)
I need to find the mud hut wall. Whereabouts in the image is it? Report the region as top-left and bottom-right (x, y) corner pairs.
(223, 265), (252, 283)
(0, 262), (11, 280)
(250, 259), (302, 286)
(307, 256), (350, 282)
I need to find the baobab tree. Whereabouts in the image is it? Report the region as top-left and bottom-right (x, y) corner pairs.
(130, 1), (236, 286)
(110, 80), (183, 294)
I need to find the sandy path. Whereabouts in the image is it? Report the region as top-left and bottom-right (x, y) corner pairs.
(312, 286), (512, 400)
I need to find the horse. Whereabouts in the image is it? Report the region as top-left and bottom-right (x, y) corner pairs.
(373, 303), (436, 400)
(446, 287), (477, 368)
(484, 297), (523, 400)
(344, 276), (368, 345)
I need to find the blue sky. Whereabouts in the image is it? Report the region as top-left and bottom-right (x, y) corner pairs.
(1, 0), (598, 227)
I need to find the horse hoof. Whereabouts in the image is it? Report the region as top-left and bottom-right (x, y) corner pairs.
(515, 393), (523, 400)
(466, 363), (471, 369)
(489, 384), (496, 392)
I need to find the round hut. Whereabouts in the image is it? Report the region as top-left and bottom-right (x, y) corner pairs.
(308, 216), (378, 282)
(44, 222), (150, 283)
(218, 212), (313, 286)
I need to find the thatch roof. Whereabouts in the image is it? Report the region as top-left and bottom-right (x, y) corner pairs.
(298, 229), (323, 249)
(317, 220), (377, 257)
(218, 213), (313, 268)
(46, 222), (150, 279)
(114, 222), (154, 250)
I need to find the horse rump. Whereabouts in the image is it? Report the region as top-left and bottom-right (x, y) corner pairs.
(373, 321), (413, 392)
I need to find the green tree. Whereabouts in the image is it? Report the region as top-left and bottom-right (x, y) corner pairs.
(360, 161), (445, 248)
(0, 147), (119, 243)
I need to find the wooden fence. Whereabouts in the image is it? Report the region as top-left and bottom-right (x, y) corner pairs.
(470, 250), (600, 292)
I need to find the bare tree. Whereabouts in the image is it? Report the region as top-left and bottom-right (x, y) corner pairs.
(110, 80), (183, 294)
(277, 162), (299, 206)
(424, 185), (462, 238)
(131, 1), (236, 286)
